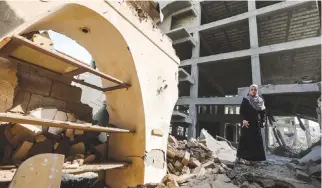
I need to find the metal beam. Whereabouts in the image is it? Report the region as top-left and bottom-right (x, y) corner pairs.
(177, 96), (243, 105)
(180, 36), (321, 66)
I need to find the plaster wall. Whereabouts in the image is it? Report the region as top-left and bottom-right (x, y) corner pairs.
(0, 1), (179, 187)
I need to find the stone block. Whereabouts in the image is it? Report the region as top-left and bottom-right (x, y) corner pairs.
(168, 135), (178, 147)
(189, 158), (201, 167)
(50, 81), (82, 102)
(10, 90), (30, 114)
(181, 151), (190, 166)
(19, 69), (52, 96)
(67, 101), (92, 121)
(174, 160), (183, 171)
(27, 94), (66, 111)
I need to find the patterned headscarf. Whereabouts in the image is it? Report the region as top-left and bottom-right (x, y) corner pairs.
(246, 84), (266, 111)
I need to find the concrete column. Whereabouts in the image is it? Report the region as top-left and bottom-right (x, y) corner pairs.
(188, 2), (201, 139)
(188, 104), (197, 138)
(304, 119), (312, 147)
(248, 0), (262, 85)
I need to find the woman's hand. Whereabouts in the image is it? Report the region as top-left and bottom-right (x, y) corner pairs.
(242, 120), (249, 128)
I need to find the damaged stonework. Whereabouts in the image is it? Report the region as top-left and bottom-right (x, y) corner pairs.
(0, 57), (17, 113)
(9, 63), (92, 122)
(144, 149), (166, 169)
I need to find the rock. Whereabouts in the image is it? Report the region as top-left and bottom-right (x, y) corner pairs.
(295, 169), (311, 182)
(181, 152), (190, 166)
(191, 166), (206, 176)
(189, 158), (201, 167)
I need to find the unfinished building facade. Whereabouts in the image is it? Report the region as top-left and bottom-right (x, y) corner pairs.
(159, 1), (321, 145)
(0, 1), (179, 187)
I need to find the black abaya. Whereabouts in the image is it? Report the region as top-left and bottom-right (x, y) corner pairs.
(237, 97), (266, 161)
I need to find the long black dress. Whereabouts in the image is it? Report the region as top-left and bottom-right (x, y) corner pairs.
(237, 97), (266, 161)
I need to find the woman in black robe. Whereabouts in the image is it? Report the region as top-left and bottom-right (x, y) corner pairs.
(237, 84), (266, 164)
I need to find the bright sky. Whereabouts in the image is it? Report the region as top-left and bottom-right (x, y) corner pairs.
(48, 30), (92, 65)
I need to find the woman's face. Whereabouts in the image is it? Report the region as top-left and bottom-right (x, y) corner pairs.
(249, 87), (257, 96)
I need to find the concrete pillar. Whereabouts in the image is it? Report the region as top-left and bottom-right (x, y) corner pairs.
(188, 104), (197, 138)
(248, 0), (262, 85)
(304, 119), (312, 147)
(188, 2), (201, 139)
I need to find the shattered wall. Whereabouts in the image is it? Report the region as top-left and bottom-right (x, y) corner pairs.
(1, 59), (92, 121)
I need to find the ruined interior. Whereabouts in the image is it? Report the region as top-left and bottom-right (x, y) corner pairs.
(0, 0), (321, 188)
(0, 1), (179, 187)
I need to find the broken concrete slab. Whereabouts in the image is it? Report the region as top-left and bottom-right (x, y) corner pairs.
(200, 129), (236, 166)
(299, 146), (321, 164)
(191, 166), (206, 176)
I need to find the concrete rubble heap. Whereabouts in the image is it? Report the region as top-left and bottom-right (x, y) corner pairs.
(0, 108), (109, 182)
(130, 133), (321, 188)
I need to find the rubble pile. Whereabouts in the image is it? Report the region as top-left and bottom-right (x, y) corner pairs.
(0, 108), (108, 176)
(130, 135), (237, 188)
(166, 135), (214, 176)
(130, 130), (321, 188)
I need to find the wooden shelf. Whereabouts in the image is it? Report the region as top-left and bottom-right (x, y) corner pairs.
(63, 162), (129, 174)
(0, 113), (134, 133)
(0, 35), (131, 92)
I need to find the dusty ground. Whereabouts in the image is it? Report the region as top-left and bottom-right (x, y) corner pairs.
(177, 155), (320, 188)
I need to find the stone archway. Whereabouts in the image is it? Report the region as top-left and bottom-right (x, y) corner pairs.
(0, 2), (179, 187)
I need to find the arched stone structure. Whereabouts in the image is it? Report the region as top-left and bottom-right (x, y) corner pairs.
(0, 1), (179, 187)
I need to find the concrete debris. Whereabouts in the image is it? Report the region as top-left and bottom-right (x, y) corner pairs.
(131, 132), (321, 188)
(0, 107), (110, 181)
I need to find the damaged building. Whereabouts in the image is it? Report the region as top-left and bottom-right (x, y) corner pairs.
(0, 1), (179, 187)
(159, 1), (321, 147)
